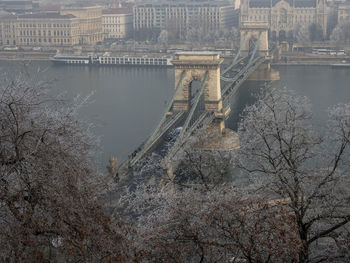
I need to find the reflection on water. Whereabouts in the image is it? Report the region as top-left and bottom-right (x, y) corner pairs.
(228, 65), (350, 131)
(0, 61), (174, 166)
(1, 61), (350, 166)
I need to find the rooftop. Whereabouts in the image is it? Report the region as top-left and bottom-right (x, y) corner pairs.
(61, 4), (101, 9)
(39, 4), (61, 12)
(18, 12), (76, 19)
(135, 1), (234, 7)
(249, 0), (317, 8)
(102, 8), (132, 15)
(176, 51), (220, 55)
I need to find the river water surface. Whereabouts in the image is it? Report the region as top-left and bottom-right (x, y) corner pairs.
(1, 61), (350, 167)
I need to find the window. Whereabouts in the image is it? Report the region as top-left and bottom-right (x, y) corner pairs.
(280, 8), (287, 23)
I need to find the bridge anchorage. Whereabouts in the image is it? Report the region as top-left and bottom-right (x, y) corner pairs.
(122, 23), (279, 171)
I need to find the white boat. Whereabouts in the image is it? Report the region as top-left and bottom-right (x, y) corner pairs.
(51, 54), (172, 67)
(98, 55), (172, 67)
(51, 54), (91, 65)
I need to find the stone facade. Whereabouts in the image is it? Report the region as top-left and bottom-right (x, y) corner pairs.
(1, 13), (80, 46)
(240, 0), (328, 39)
(338, 2), (350, 24)
(0, 4), (104, 47)
(172, 52), (223, 113)
(240, 22), (269, 56)
(102, 8), (132, 39)
(61, 5), (104, 45)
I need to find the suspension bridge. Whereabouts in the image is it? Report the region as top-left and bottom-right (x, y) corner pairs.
(121, 22), (274, 170)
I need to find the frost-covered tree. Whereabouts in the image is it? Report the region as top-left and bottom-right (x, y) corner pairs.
(309, 23), (324, 42)
(295, 24), (310, 43)
(236, 86), (350, 262)
(129, 186), (302, 263)
(331, 22), (350, 43)
(157, 29), (168, 49)
(0, 75), (130, 262)
(171, 148), (234, 190)
(125, 86), (350, 262)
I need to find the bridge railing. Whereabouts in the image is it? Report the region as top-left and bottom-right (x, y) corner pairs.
(248, 32), (262, 66)
(222, 57), (264, 108)
(221, 33), (248, 76)
(129, 70), (187, 166)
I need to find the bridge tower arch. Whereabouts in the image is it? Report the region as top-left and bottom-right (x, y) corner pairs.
(240, 22), (269, 57)
(172, 52), (224, 113)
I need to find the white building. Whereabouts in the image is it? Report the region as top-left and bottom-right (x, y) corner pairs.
(102, 8), (132, 39)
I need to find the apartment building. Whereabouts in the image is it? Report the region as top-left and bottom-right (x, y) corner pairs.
(338, 1), (350, 23)
(133, 2), (235, 32)
(102, 8), (132, 39)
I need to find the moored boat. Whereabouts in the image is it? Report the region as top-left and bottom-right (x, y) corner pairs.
(50, 53), (172, 67)
(98, 55), (172, 67)
(51, 54), (91, 65)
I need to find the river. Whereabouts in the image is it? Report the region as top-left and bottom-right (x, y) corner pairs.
(1, 61), (350, 167)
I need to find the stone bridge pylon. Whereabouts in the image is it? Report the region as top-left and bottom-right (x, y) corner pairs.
(171, 52), (224, 114)
(240, 22), (269, 57)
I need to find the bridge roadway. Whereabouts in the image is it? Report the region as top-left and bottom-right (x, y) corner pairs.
(119, 52), (266, 170)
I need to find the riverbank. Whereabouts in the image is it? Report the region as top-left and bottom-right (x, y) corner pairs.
(2, 50), (350, 68)
(0, 50), (56, 60)
(272, 53), (350, 66)
(0, 50), (174, 62)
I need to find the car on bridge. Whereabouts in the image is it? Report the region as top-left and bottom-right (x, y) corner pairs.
(165, 127), (183, 142)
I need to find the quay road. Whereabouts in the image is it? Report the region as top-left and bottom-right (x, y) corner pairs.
(0, 50), (56, 60)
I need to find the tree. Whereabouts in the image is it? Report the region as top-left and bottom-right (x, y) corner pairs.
(119, 85), (350, 262)
(121, 124), (301, 262)
(134, 28), (161, 42)
(295, 24), (310, 43)
(131, 187), (302, 263)
(309, 23), (324, 42)
(331, 22), (350, 44)
(0, 75), (130, 262)
(236, 86), (350, 262)
(173, 149), (232, 190)
(157, 29), (168, 50)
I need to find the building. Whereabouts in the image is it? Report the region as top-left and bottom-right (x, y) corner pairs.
(102, 8), (132, 39)
(0, 9), (9, 44)
(0, 0), (39, 13)
(0, 4), (104, 47)
(61, 5), (104, 44)
(338, 1), (350, 23)
(1, 12), (80, 46)
(240, 0), (329, 40)
(133, 2), (236, 33)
